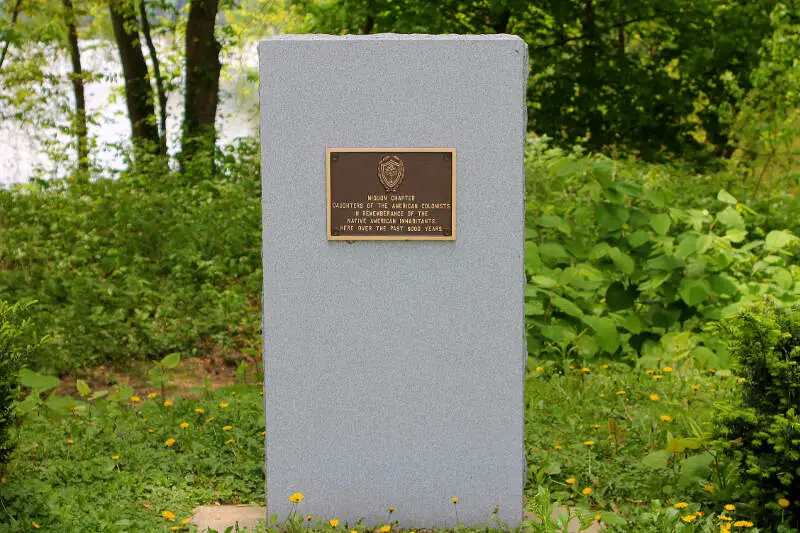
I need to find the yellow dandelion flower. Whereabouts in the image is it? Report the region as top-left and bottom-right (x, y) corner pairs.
(584, 441), (595, 446)
(329, 519), (340, 528)
(452, 497), (459, 504)
(660, 415), (672, 422)
(379, 526), (391, 533)
(721, 524), (731, 533)
(646, 369), (655, 375)
(725, 504), (736, 511)
(223, 425), (232, 431)
(195, 408), (205, 414)
(388, 507), (395, 513)
(582, 487), (592, 495)
(649, 394), (660, 401)
(162, 510), (176, 521)
(599, 393), (605, 398)
(181, 519), (190, 525)
(206, 417), (215, 423)
(720, 515), (732, 521)
(232, 392), (237, 396)
(705, 484), (714, 493)
(165, 438), (176, 447)
(778, 498), (790, 508)
(262, 431), (267, 436)
(691, 384), (700, 391)
(225, 439), (236, 444)
(163, 400), (173, 407)
(171, 527), (179, 531)
(737, 377), (746, 383)
(733, 521), (753, 528)
(663, 366), (673, 373)
(593, 424), (600, 429)
(652, 375), (663, 380)
(130, 395), (141, 403)
(147, 392), (157, 399)
(681, 514), (696, 523)
(569, 365), (575, 370)
(616, 390), (626, 395)
(606, 435), (614, 440)
(535, 366), (543, 372)
(581, 367), (591, 373)
(306, 515), (312, 521)
(219, 402), (229, 408)
(602, 364), (609, 369)
(148, 428), (155, 433)
(289, 493), (304, 503)
(674, 502), (689, 509)
(67, 439), (74, 445)
(695, 511), (704, 517)
(259, 391), (264, 396)
(180, 422), (189, 429)
(112, 455), (120, 461)
(554, 445), (562, 450)
(709, 368), (716, 374)
(32, 522), (40, 529)
(594, 514), (601, 521)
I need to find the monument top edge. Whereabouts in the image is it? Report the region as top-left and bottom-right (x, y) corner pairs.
(260, 33), (525, 43)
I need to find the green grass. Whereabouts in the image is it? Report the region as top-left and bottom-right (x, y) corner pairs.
(0, 359), (779, 533)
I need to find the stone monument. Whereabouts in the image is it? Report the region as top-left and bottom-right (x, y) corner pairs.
(260, 34), (528, 527)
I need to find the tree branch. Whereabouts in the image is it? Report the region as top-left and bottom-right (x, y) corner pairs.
(0, 0), (23, 72)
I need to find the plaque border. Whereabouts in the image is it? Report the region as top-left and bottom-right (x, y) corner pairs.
(326, 147), (457, 241)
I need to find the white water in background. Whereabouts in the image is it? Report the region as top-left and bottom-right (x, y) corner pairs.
(0, 39), (259, 187)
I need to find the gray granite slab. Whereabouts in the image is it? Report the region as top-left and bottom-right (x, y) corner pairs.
(260, 33), (528, 528)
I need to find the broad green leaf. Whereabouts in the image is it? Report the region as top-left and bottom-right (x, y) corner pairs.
(540, 324), (576, 343)
(641, 450), (670, 469)
(764, 230), (799, 251)
(679, 278), (711, 307)
(539, 242), (570, 259)
(589, 242), (611, 260)
(586, 316), (620, 353)
(161, 352), (181, 369)
(525, 241), (543, 270)
(724, 229), (747, 243)
(620, 314), (643, 333)
(709, 274), (739, 296)
(18, 369), (61, 392)
(596, 203), (629, 231)
(696, 234), (714, 254)
(76, 379), (91, 397)
(606, 282), (638, 311)
(536, 214), (571, 236)
(530, 275), (557, 288)
(675, 234), (699, 259)
(551, 295), (584, 318)
(666, 438), (705, 453)
(645, 189), (665, 208)
(717, 189), (737, 204)
(525, 301), (544, 316)
(608, 247), (634, 274)
(90, 390), (109, 401)
(717, 206), (744, 229)
(650, 213), (671, 236)
(626, 230), (651, 248)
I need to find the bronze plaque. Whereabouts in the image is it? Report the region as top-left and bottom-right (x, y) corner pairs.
(327, 148), (456, 240)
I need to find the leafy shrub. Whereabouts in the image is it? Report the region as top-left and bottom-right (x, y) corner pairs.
(715, 303), (800, 530)
(524, 144), (800, 368)
(0, 300), (39, 470)
(0, 139), (262, 373)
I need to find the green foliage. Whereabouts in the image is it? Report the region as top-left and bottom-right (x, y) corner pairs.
(0, 139), (262, 373)
(0, 375), (266, 532)
(524, 145), (800, 367)
(0, 300), (40, 472)
(715, 303), (800, 530)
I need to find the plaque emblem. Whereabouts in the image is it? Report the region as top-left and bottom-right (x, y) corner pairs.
(378, 155), (405, 192)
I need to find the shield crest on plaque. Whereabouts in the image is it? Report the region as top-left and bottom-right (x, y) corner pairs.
(378, 155), (405, 192)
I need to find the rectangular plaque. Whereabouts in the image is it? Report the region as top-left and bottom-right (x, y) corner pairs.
(327, 148), (456, 240)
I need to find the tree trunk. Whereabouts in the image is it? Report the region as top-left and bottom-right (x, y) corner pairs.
(139, 0), (168, 156)
(62, 0), (89, 173)
(109, 0), (160, 154)
(182, 0), (221, 170)
(0, 0), (23, 72)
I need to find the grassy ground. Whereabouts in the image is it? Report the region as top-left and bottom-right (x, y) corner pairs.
(1, 357), (770, 533)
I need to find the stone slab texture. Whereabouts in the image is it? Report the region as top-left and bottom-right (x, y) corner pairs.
(260, 34), (528, 528)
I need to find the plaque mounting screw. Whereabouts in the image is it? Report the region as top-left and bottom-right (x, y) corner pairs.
(443, 153), (451, 160)
(331, 154), (339, 163)
(332, 229), (340, 236)
(443, 228), (452, 236)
